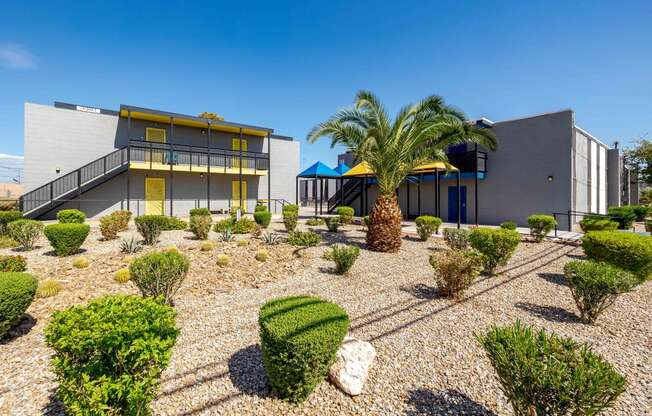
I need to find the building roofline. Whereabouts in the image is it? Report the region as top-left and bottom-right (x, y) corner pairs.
(574, 125), (611, 149)
(490, 109), (574, 125)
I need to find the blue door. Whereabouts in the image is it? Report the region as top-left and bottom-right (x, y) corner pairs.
(448, 186), (467, 223)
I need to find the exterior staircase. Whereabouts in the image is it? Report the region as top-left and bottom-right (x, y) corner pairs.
(20, 147), (129, 219)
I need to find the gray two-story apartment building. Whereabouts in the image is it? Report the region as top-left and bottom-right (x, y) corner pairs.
(21, 102), (300, 219)
(331, 109), (637, 230)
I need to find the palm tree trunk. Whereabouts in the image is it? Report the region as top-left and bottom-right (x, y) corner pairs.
(367, 193), (402, 252)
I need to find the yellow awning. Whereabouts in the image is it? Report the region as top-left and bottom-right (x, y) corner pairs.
(413, 161), (458, 172)
(342, 161), (375, 177)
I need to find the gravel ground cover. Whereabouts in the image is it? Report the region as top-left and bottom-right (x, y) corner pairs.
(0, 219), (650, 415)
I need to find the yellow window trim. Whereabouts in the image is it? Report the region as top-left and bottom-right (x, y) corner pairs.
(146, 127), (167, 143)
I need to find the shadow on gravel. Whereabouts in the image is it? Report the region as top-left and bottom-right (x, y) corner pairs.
(312, 229), (367, 248)
(43, 392), (65, 416)
(538, 272), (567, 286)
(0, 314), (36, 344)
(400, 283), (441, 300)
(228, 344), (269, 399)
(514, 302), (581, 324)
(405, 388), (497, 415)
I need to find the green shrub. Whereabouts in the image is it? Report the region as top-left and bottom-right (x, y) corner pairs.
(0, 255), (27, 272)
(255, 249), (269, 262)
(0, 272), (37, 338)
(189, 208), (211, 217)
(305, 217), (324, 226)
(325, 216), (340, 232)
(129, 251), (189, 305)
(45, 295), (178, 415)
(564, 260), (638, 324)
(363, 215), (370, 227)
(0, 210), (22, 234)
(630, 205), (650, 221)
(254, 211), (272, 228)
(429, 249), (484, 300)
(469, 228), (520, 274)
(72, 256), (90, 269)
(161, 216), (187, 231)
(330, 244), (360, 274)
(607, 206), (636, 229)
(134, 215), (166, 245)
(213, 217), (234, 232)
(7, 219), (43, 250)
(336, 206), (355, 224)
(255, 205), (268, 212)
(282, 204), (299, 232)
(44, 223), (90, 256)
(0, 236), (18, 249)
(189, 214), (212, 240)
(477, 321), (626, 416)
(112, 210), (132, 231)
(287, 231), (321, 247)
(57, 209), (86, 224)
(582, 231), (652, 281)
(415, 215), (442, 241)
(500, 221), (517, 230)
(646, 220), (652, 233)
(259, 296), (349, 403)
(527, 214), (556, 242)
(579, 216), (619, 233)
(443, 228), (469, 250)
(99, 214), (121, 240)
(232, 217), (257, 234)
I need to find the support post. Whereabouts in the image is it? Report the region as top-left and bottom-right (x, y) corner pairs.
(475, 143), (479, 226)
(340, 177), (344, 206)
(456, 171), (461, 229)
(314, 178), (318, 217)
(325, 179), (329, 213)
(417, 173), (422, 216)
(267, 133), (271, 212)
(127, 111), (131, 211)
(239, 128), (243, 213)
(406, 177), (410, 220)
(320, 178), (324, 215)
(435, 170), (440, 217)
(207, 120), (211, 211)
(295, 177), (299, 205)
(363, 176), (367, 216)
(170, 117), (174, 216)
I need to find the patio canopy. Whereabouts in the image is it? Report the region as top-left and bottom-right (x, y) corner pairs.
(343, 160), (458, 177)
(333, 162), (351, 175)
(297, 161), (341, 178)
(342, 161), (374, 177)
(413, 161), (458, 172)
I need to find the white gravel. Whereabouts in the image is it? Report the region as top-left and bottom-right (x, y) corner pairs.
(0, 220), (650, 415)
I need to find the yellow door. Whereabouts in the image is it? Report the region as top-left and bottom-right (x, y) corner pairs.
(232, 138), (247, 169)
(146, 128), (167, 164)
(145, 177), (165, 215)
(231, 180), (247, 212)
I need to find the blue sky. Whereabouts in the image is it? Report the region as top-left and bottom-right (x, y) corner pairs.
(1, 0), (651, 181)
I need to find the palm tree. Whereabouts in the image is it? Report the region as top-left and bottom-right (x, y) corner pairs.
(307, 91), (497, 252)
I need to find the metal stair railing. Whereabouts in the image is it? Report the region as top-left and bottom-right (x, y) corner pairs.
(327, 179), (360, 212)
(20, 147), (128, 216)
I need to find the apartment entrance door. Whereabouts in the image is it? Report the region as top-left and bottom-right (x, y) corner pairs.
(145, 177), (165, 215)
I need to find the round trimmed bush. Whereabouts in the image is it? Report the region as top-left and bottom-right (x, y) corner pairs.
(57, 209), (86, 224)
(7, 219), (43, 250)
(232, 217), (257, 234)
(282, 204), (299, 232)
(477, 321), (626, 416)
(500, 221), (517, 230)
(189, 208), (211, 217)
(134, 215), (166, 245)
(415, 215), (442, 241)
(129, 251), (189, 305)
(259, 296), (349, 403)
(99, 214), (121, 240)
(430, 249), (484, 300)
(579, 216), (619, 233)
(286, 231), (321, 247)
(189, 214), (212, 240)
(254, 211), (272, 228)
(443, 228), (469, 250)
(527, 214), (556, 242)
(582, 231), (652, 281)
(0, 210), (22, 234)
(0, 272), (37, 338)
(630, 205), (650, 221)
(45, 295), (178, 415)
(336, 206), (355, 224)
(0, 255), (27, 272)
(44, 223), (90, 256)
(325, 216), (340, 232)
(255, 205), (268, 212)
(330, 244), (360, 274)
(607, 206), (636, 230)
(469, 228), (520, 274)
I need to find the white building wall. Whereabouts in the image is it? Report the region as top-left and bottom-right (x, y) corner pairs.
(599, 146), (607, 214)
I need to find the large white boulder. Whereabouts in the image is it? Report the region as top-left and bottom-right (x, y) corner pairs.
(329, 336), (376, 396)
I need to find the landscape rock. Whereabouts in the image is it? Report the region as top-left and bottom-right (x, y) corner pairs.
(329, 336), (376, 396)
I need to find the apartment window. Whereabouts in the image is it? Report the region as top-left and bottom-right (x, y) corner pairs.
(146, 128), (166, 143)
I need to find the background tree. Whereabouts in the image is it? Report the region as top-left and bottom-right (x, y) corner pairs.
(308, 91), (497, 252)
(198, 112), (224, 121)
(624, 136), (652, 185)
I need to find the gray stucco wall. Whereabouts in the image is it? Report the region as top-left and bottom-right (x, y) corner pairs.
(607, 149), (621, 207)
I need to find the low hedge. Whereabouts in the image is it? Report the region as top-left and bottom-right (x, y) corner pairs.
(44, 223), (90, 256)
(189, 208), (211, 217)
(607, 206), (636, 230)
(259, 296), (349, 403)
(232, 217), (258, 234)
(57, 209), (86, 224)
(336, 206), (354, 224)
(254, 211), (272, 228)
(0, 272), (37, 338)
(630, 205), (650, 221)
(582, 231), (652, 281)
(0, 255), (27, 272)
(282, 204), (299, 232)
(579, 216), (619, 233)
(499, 221), (516, 230)
(527, 214), (556, 242)
(255, 205), (268, 212)
(415, 216), (442, 241)
(469, 228), (520, 274)
(287, 231), (321, 247)
(477, 321), (626, 415)
(161, 216), (187, 231)
(0, 210), (22, 234)
(45, 295), (178, 415)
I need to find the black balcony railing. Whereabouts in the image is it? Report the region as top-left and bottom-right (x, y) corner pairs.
(128, 140), (269, 172)
(446, 150), (487, 173)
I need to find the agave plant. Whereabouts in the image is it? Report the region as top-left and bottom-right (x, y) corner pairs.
(308, 91), (497, 252)
(119, 235), (142, 254)
(260, 232), (284, 245)
(219, 228), (235, 242)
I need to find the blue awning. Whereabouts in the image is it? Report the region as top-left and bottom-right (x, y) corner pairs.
(333, 162), (351, 175)
(297, 161), (341, 178)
